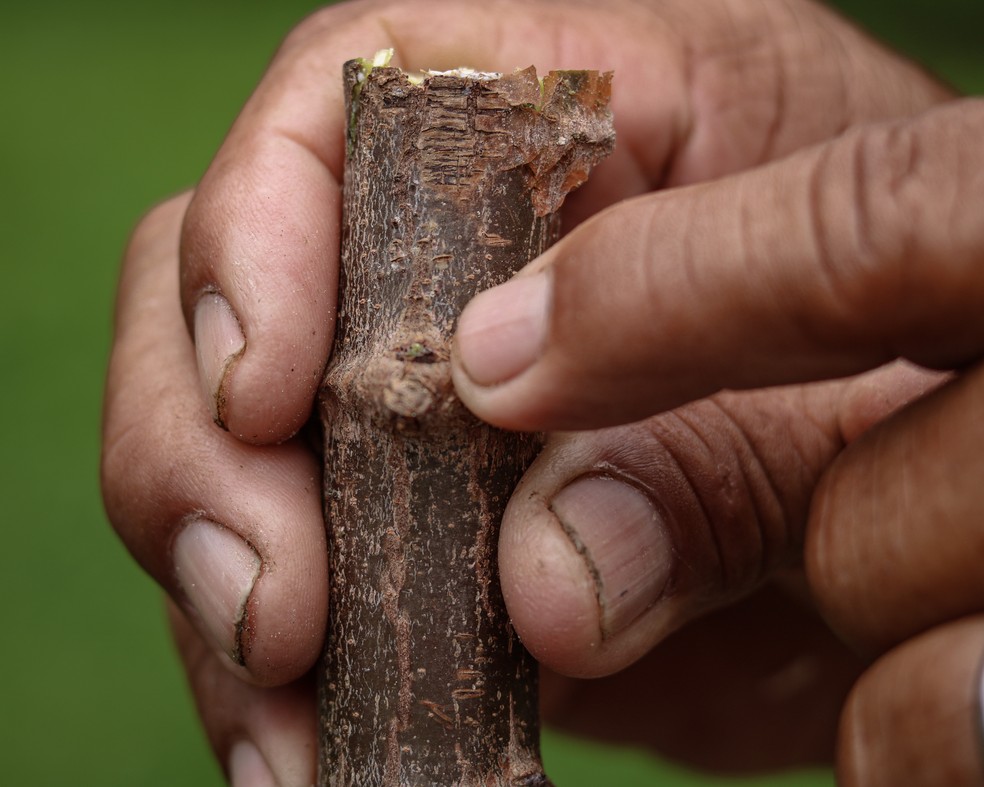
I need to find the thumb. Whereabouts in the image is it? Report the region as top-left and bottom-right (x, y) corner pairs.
(498, 363), (941, 678)
(452, 99), (984, 431)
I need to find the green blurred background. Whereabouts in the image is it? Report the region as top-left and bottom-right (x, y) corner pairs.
(1, 1), (981, 784)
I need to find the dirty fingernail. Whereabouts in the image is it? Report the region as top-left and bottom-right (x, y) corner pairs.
(174, 519), (260, 666)
(455, 273), (549, 386)
(550, 475), (673, 639)
(194, 292), (245, 428)
(229, 741), (278, 787)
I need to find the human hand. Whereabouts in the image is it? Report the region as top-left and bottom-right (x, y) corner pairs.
(101, 0), (960, 784)
(452, 82), (984, 787)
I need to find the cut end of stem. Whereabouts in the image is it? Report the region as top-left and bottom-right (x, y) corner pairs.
(344, 56), (615, 215)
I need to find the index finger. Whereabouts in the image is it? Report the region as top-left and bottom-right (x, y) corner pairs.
(452, 99), (984, 431)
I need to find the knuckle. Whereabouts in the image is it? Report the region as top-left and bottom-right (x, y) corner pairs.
(798, 108), (978, 350)
(101, 376), (201, 570)
(808, 104), (984, 349)
(636, 394), (816, 602)
(853, 119), (928, 276)
(805, 128), (917, 326)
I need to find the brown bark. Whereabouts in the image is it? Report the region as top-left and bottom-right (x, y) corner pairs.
(318, 58), (614, 786)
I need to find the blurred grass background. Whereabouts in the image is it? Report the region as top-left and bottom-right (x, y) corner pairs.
(1, 0), (981, 784)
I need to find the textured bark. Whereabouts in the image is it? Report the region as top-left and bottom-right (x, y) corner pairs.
(318, 59), (614, 786)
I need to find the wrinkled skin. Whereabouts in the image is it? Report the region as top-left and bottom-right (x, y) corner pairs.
(101, 1), (984, 785)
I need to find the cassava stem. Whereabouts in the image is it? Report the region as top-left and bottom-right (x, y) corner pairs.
(318, 57), (614, 786)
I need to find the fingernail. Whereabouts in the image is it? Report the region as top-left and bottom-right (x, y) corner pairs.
(550, 475), (673, 639)
(455, 273), (550, 386)
(195, 292), (245, 428)
(174, 519), (260, 666)
(229, 741), (277, 787)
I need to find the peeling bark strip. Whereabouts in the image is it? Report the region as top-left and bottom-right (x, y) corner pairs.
(318, 58), (614, 786)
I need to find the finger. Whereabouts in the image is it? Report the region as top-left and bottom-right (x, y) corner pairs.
(181, 0), (949, 443)
(102, 195), (327, 685)
(453, 99), (984, 431)
(168, 601), (316, 787)
(498, 361), (942, 677)
(807, 359), (984, 656)
(836, 615), (984, 787)
(178, 0), (684, 443)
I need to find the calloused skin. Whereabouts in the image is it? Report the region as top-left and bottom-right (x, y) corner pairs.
(101, 1), (984, 785)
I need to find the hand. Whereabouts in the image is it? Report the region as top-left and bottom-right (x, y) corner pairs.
(452, 82), (984, 787)
(101, 0), (961, 784)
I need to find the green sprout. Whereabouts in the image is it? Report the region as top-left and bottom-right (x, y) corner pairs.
(348, 48), (395, 154)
